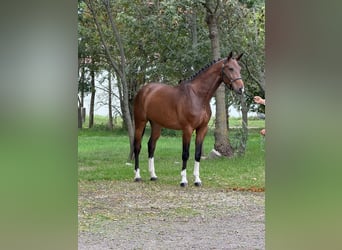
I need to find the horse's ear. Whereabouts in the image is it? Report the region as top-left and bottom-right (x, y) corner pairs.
(227, 51), (233, 60)
(236, 53), (244, 61)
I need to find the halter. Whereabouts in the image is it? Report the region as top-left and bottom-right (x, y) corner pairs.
(221, 64), (242, 86)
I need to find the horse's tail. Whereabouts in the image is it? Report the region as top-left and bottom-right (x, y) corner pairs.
(129, 125), (146, 161)
(129, 146), (134, 161)
(129, 86), (148, 161)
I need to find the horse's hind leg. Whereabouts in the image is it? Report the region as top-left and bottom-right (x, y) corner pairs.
(180, 128), (193, 187)
(133, 120), (147, 182)
(147, 122), (161, 181)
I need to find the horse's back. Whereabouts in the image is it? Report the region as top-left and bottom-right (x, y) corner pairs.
(134, 82), (179, 107)
(138, 82), (175, 95)
(134, 82), (185, 129)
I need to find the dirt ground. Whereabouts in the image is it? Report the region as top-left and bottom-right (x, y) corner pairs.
(78, 180), (265, 250)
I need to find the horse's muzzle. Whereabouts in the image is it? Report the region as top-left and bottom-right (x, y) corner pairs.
(233, 84), (244, 95)
(230, 78), (244, 95)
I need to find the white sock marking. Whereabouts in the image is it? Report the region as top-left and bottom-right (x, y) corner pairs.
(193, 161), (201, 183)
(148, 157), (157, 178)
(134, 168), (141, 179)
(181, 169), (188, 184)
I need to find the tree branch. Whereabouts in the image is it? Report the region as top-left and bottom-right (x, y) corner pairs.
(85, 0), (122, 78)
(103, 0), (127, 76)
(214, 0), (221, 15)
(244, 60), (265, 91)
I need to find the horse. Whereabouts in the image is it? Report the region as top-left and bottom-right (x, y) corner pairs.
(132, 52), (244, 187)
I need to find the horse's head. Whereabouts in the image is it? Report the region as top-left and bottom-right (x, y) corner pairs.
(221, 52), (244, 95)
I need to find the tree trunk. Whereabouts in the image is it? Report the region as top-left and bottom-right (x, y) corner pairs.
(78, 108), (82, 129)
(104, 0), (134, 159)
(80, 66), (86, 123)
(190, 11), (198, 49)
(107, 70), (114, 131)
(238, 94), (248, 156)
(106, 2), (134, 160)
(88, 68), (95, 128)
(81, 107), (86, 124)
(78, 96), (83, 129)
(205, 0), (233, 157)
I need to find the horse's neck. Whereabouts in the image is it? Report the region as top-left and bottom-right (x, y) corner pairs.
(190, 62), (223, 102)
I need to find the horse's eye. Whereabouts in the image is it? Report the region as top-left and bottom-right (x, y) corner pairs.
(229, 67), (234, 71)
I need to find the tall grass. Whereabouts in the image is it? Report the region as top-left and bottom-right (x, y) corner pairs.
(78, 118), (265, 189)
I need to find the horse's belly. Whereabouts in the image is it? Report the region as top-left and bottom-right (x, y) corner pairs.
(147, 108), (182, 130)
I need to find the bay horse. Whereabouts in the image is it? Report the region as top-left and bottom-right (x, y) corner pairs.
(133, 52), (244, 187)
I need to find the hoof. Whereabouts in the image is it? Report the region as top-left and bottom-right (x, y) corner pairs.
(180, 182), (188, 187)
(150, 177), (158, 181)
(194, 182), (202, 187)
(134, 178), (142, 182)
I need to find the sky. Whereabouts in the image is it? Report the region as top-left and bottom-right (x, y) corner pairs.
(82, 92), (257, 118)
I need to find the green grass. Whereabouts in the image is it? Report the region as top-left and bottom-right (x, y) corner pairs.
(82, 115), (265, 130)
(78, 119), (265, 189)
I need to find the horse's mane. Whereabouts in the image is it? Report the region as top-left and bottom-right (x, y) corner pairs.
(178, 58), (222, 84)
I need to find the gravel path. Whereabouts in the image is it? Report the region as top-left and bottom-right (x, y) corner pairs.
(78, 181), (265, 250)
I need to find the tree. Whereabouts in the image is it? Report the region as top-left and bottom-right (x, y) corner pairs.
(85, 0), (135, 157)
(78, 0), (104, 128)
(88, 67), (95, 128)
(219, 0), (265, 155)
(78, 0), (265, 157)
(107, 69), (114, 130)
(204, 0), (234, 157)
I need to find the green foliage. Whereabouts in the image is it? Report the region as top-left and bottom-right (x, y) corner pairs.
(78, 0), (265, 128)
(82, 115), (265, 134)
(78, 0), (105, 95)
(78, 128), (265, 189)
(78, 0), (264, 91)
(219, 0), (265, 106)
(112, 0), (212, 84)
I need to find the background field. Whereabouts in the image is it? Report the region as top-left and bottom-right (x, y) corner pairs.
(78, 116), (265, 189)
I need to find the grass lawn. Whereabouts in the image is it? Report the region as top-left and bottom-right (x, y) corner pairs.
(78, 117), (265, 189)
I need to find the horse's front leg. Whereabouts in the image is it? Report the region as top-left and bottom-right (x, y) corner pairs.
(180, 130), (192, 187)
(193, 126), (208, 186)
